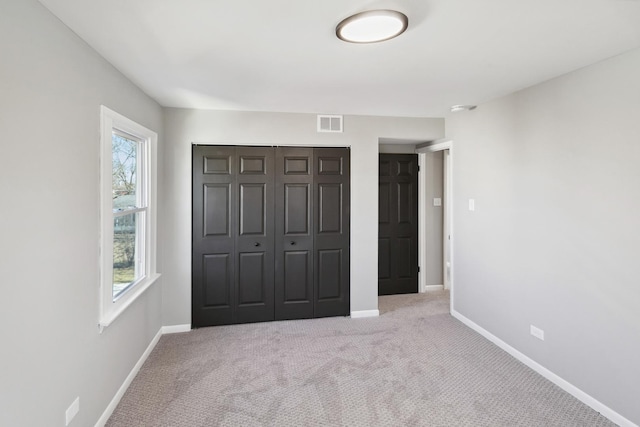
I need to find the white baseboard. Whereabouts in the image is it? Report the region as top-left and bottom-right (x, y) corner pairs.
(424, 284), (444, 292)
(94, 328), (163, 427)
(351, 309), (380, 319)
(451, 309), (637, 427)
(162, 324), (191, 334)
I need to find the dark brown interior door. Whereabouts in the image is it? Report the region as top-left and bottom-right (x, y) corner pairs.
(378, 154), (418, 295)
(275, 147), (314, 320)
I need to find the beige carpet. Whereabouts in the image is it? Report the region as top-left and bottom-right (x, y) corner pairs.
(106, 291), (615, 426)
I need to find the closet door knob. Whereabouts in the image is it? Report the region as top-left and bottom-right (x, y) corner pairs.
(254, 242), (260, 247)
(290, 241), (296, 245)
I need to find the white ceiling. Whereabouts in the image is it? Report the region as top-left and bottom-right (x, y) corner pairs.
(39, 0), (640, 117)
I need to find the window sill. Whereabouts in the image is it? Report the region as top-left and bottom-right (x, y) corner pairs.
(98, 273), (161, 333)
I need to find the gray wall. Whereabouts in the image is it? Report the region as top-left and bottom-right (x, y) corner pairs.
(0, 1), (164, 425)
(447, 47), (640, 424)
(162, 109), (444, 325)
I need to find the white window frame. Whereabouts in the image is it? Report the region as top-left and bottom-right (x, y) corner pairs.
(99, 106), (159, 330)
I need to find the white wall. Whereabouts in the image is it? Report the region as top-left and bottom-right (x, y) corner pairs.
(0, 1), (164, 425)
(161, 109), (444, 324)
(447, 47), (640, 424)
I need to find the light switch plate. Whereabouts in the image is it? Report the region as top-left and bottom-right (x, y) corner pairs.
(468, 199), (475, 211)
(433, 198), (442, 207)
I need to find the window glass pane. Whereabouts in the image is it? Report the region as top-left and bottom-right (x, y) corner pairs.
(113, 212), (142, 299)
(112, 133), (138, 212)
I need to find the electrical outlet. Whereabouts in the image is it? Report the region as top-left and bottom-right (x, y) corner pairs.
(65, 397), (79, 425)
(433, 197), (442, 206)
(530, 325), (545, 341)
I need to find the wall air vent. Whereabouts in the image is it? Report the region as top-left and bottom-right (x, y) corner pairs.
(317, 115), (343, 133)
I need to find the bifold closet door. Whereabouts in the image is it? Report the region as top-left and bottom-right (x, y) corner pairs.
(275, 147), (314, 320)
(193, 145), (350, 327)
(192, 146), (274, 327)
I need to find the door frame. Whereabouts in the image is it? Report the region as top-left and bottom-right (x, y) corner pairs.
(416, 139), (454, 313)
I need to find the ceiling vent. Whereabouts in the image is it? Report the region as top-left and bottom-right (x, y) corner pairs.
(317, 115), (343, 133)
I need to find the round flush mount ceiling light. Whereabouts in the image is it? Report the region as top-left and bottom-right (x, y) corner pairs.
(450, 105), (477, 112)
(336, 10), (408, 43)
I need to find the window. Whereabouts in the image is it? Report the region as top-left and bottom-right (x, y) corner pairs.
(99, 106), (159, 329)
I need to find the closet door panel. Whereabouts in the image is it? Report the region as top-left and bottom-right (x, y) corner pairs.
(275, 147), (314, 320)
(284, 250), (311, 302)
(317, 249), (342, 300)
(318, 183), (342, 234)
(238, 252), (266, 304)
(235, 147), (275, 324)
(239, 183), (266, 235)
(192, 146), (236, 327)
(202, 254), (231, 308)
(314, 148), (350, 318)
(284, 184), (310, 234)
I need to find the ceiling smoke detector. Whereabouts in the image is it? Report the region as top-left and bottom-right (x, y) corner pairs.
(336, 10), (408, 43)
(450, 105), (477, 112)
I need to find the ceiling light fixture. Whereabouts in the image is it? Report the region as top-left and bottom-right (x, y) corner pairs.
(450, 105), (477, 112)
(336, 10), (408, 43)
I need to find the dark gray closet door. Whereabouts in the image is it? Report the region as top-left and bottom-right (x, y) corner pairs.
(314, 147), (350, 317)
(235, 147), (275, 323)
(378, 154), (418, 295)
(275, 147), (314, 320)
(193, 145), (350, 327)
(192, 145), (237, 326)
